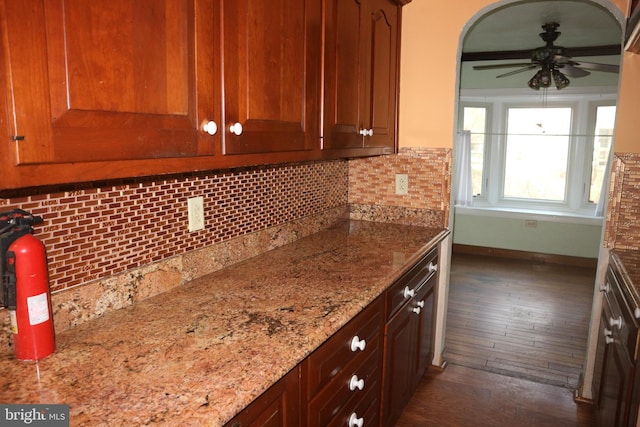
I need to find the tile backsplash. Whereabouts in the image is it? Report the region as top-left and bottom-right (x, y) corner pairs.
(0, 151), (452, 354)
(605, 153), (640, 249)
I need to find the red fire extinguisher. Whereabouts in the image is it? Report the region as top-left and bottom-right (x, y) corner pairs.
(1, 209), (55, 360)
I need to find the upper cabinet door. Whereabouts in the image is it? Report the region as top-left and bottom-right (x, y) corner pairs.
(366, 0), (398, 150)
(322, 0), (401, 155)
(2, 0), (215, 165)
(221, 0), (321, 155)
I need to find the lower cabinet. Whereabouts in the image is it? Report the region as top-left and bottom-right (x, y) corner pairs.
(381, 249), (438, 426)
(594, 261), (640, 427)
(224, 366), (301, 427)
(226, 246), (440, 427)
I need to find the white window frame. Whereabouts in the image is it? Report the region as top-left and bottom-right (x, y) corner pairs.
(458, 87), (617, 219)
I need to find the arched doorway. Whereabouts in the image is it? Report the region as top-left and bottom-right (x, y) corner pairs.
(450, 0), (624, 399)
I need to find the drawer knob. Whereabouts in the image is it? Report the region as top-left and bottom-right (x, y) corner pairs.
(348, 413), (364, 427)
(412, 306), (422, 314)
(201, 120), (218, 135)
(605, 336), (614, 344)
(604, 327), (612, 337)
(403, 286), (415, 299)
(428, 262), (438, 273)
(229, 122), (243, 136)
(417, 300), (425, 308)
(349, 375), (365, 391)
(599, 283), (610, 293)
(609, 316), (623, 329)
(350, 336), (366, 352)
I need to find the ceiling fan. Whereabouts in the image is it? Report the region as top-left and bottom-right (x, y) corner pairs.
(470, 23), (620, 90)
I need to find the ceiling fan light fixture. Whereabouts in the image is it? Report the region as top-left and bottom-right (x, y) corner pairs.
(527, 72), (541, 90)
(552, 69), (570, 89)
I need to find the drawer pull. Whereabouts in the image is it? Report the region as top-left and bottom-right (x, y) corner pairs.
(428, 262), (438, 273)
(348, 413), (364, 427)
(349, 375), (365, 391)
(412, 306), (421, 314)
(609, 316), (623, 329)
(403, 286), (415, 299)
(350, 336), (366, 352)
(599, 283), (610, 293)
(417, 300), (425, 308)
(605, 336), (614, 344)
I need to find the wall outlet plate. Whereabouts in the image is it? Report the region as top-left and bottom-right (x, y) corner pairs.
(396, 174), (409, 195)
(188, 196), (204, 232)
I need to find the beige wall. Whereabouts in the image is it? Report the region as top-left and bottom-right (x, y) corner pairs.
(398, 0), (638, 152)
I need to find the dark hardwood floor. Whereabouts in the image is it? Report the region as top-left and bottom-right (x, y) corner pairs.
(445, 253), (596, 389)
(395, 253), (597, 426)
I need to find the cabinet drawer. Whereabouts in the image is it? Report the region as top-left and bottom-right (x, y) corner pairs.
(305, 297), (383, 397)
(307, 343), (380, 426)
(605, 267), (640, 361)
(386, 248), (438, 319)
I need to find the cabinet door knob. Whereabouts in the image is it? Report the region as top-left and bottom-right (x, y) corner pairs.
(412, 306), (421, 314)
(350, 335), (366, 352)
(605, 336), (614, 344)
(604, 327), (612, 337)
(349, 375), (365, 391)
(348, 413), (364, 427)
(359, 128), (373, 137)
(428, 262), (438, 273)
(403, 286), (415, 299)
(609, 316), (623, 329)
(229, 122), (243, 136)
(417, 300), (425, 308)
(202, 121), (218, 135)
(599, 283), (610, 293)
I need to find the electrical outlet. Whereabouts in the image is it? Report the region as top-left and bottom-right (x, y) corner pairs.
(188, 196), (204, 232)
(525, 219), (538, 228)
(395, 174), (409, 195)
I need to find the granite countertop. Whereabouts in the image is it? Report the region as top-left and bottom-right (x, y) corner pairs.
(0, 219), (448, 426)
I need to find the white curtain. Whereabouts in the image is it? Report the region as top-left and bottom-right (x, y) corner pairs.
(595, 148), (613, 217)
(455, 130), (474, 206)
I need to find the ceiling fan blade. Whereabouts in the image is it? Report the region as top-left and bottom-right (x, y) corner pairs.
(472, 62), (534, 71)
(496, 65), (539, 78)
(569, 61), (619, 73)
(557, 64), (590, 78)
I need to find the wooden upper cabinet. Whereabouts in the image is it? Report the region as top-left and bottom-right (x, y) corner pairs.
(220, 0), (321, 155)
(2, 0), (216, 165)
(322, 0), (402, 156)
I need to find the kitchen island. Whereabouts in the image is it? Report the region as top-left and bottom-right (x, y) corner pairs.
(0, 219), (448, 426)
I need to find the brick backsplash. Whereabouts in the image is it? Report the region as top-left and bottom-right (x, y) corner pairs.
(606, 153), (640, 249)
(0, 161), (349, 294)
(348, 147), (451, 228)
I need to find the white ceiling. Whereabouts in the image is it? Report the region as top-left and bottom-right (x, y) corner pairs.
(463, 0), (622, 53)
(460, 0), (624, 90)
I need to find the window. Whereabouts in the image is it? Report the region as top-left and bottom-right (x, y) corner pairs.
(503, 107), (571, 201)
(459, 92), (615, 216)
(462, 107), (487, 197)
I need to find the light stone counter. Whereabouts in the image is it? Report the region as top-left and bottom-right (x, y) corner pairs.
(0, 219), (447, 426)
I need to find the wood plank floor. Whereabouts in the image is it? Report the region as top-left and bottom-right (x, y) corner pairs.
(395, 253), (597, 426)
(395, 363), (596, 427)
(444, 253), (596, 389)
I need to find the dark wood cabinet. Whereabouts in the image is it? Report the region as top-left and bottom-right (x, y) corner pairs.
(1, 0), (212, 168)
(224, 366), (301, 427)
(220, 0), (321, 156)
(0, 0), (322, 189)
(304, 297), (384, 427)
(382, 248), (438, 427)
(322, 0), (405, 157)
(595, 259), (640, 427)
